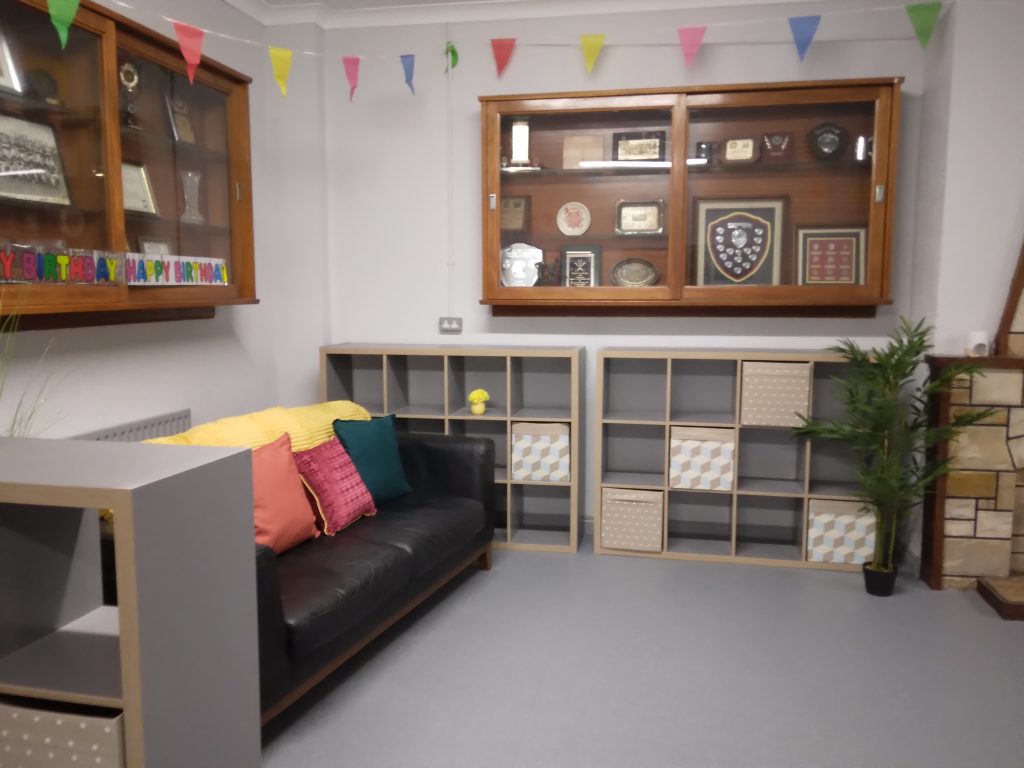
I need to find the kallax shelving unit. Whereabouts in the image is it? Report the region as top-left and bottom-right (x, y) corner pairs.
(595, 348), (867, 571)
(320, 344), (583, 552)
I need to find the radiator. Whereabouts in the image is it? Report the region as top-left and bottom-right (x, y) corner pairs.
(75, 409), (192, 442)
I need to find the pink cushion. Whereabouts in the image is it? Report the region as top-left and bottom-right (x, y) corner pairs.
(293, 437), (376, 535)
(252, 433), (320, 554)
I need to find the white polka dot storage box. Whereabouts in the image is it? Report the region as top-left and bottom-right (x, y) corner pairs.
(600, 488), (664, 553)
(0, 699), (123, 767)
(739, 361), (811, 427)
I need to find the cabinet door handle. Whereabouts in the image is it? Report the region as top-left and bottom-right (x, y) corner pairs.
(236, 183), (243, 201)
(875, 185), (885, 203)
(488, 193), (497, 210)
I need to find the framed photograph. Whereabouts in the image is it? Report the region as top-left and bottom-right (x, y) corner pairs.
(500, 195), (530, 236)
(121, 162), (158, 215)
(560, 246), (601, 287)
(612, 130), (666, 162)
(797, 227), (866, 285)
(0, 114), (70, 206)
(695, 198), (785, 286)
(0, 32), (21, 94)
(165, 91), (196, 144)
(138, 237), (173, 257)
(616, 199), (664, 236)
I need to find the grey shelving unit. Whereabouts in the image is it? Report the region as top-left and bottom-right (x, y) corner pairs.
(595, 348), (863, 571)
(321, 344), (583, 552)
(0, 438), (260, 768)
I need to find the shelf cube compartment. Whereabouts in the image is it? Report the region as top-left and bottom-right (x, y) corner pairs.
(509, 485), (571, 548)
(511, 422), (570, 483)
(806, 498), (875, 564)
(668, 426), (735, 491)
(736, 496), (803, 561)
(392, 418), (446, 436)
(448, 356), (508, 418)
(602, 423), (666, 487)
(510, 356), (573, 420)
(667, 490), (732, 556)
(811, 362), (852, 421)
(602, 357), (667, 422)
(669, 358), (737, 424)
(450, 420), (508, 481)
(323, 354), (385, 413)
(493, 484), (509, 543)
(736, 428), (806, 494)
(601, 487), (664, 553)
(0, 699), (124, 768)
(740, 361), (811, 427)
(385, 355), (445, 417)
(808, 439), (859, 498)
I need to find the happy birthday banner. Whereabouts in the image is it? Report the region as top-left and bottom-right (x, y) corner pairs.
(126, 254), (229, 286)
(59, 0), (943, 98)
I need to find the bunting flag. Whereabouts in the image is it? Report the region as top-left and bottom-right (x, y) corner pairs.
(172, 21), (205, 84)
(788, 15), (821, 61)
(580, 34), (606, 74)
(400, 54), (416, 94)
(342, 56), (360, 101)
(269, 47), (293, 96)
(445, 41), (459, 73)
(906, 2), (942, 49)
(491, 38), (516, 77)
(48, 0), (80, 49)
(677, 26), (707, 67)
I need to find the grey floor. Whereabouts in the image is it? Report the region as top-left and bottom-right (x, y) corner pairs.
(261, 543), (1024, 768)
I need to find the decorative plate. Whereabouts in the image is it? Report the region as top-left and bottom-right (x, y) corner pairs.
(610, 258), (660, 287)
(499, 242), (544, 287)
(556, 201), (591, 236)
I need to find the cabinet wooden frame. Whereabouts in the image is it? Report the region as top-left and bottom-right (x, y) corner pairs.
(0, 0), (255, 323)
(479, 78), (902, 316)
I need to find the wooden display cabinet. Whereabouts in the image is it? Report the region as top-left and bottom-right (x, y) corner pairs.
(0, 0), (254, 323)
(479, 78), (902, 315)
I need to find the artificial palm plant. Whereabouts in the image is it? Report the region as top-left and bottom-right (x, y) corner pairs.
(794, 318), (993, 578)
(0, 303), (51, 437)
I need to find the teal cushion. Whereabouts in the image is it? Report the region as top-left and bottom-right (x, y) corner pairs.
(333, 415), (412, 504)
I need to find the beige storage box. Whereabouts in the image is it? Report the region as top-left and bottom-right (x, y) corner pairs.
(511, 422), (570, 482)
(806, 498), (876, 564)
(669, 426), (735, 491)
(740, 361), (812, 427)
(601, 488), (664, 552)
(0, 700), (124, 767)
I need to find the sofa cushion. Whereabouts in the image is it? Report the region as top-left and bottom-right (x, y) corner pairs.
(252, 434), (320, 554)
(292, 438), (376, 535)
(333, 415), (412, 504)
(276, 534), (416, 657)
(286, 401), (371, 451)
(343, 495), (485, 577)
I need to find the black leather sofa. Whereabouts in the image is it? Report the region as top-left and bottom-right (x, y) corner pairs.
(255, 432), (495, 723)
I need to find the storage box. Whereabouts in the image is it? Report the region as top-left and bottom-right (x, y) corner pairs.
(601, 488), (664, 552)
(669, 426), (735, 491)
(806, 498), (876, 564)
(511, 422), (570, 482)
(0, 700), (124, 767)
(740, 361), (811, 427)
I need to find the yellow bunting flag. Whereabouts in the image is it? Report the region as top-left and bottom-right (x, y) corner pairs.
(580, 34), (606, 74)
(269, 46), (293, 96)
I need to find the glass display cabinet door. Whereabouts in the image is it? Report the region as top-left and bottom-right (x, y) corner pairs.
(0, 2), (115, 296)
(482, 95), (683, 304)
(682, 86), (895, 306)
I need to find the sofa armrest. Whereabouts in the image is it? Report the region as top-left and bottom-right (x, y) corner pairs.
(255, 543), (290, 709)
(397, 433), (496, 531)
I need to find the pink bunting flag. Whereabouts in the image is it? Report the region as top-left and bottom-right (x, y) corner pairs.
(342, 56), (360, 101)
(172, 21), (205, 84)
(491, 38), (516, 77)
(677, 26), (707, 68)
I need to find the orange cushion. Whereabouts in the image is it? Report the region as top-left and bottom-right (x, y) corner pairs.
(252, 433), (319, 554)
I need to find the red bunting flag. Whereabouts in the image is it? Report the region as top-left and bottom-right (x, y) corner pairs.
(172, 21), (205, 84)
(677, 26), (707, 67)
(342, 56), (360, 101)
(491, 38), (516, 77)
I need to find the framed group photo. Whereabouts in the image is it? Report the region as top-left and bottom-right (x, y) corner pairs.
(0, 114), (70, 206)
(695, 198), (785, 286)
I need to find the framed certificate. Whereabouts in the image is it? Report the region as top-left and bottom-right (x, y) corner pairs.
(139, 237), (173, 256)
(560, 246), (601, 287)
(122, 162), (158, 215)
(797, 227), (866, 285)
(165, 91), (196, 144)
(616, 200), (664, 236)
(500, 195), (530, 236)
(0, 31), (21, 94)
(695, 198), (785, 286)
(612, 130), (666, 162)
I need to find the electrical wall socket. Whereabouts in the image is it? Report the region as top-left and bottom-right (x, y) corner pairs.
(438, 316), (463, 334)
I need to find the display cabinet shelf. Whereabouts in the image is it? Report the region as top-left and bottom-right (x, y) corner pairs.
(322, 344), (583, 552)
(595, 348), (866, 572)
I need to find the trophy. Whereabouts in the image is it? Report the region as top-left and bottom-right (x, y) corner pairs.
(119, 62), (142, 130)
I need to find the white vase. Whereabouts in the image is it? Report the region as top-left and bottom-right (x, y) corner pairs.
(180, 170), (204, 224)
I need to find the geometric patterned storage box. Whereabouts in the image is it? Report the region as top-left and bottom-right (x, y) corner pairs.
(0, 700), (124, 767)
(601, 488), (664, 552)
(669, 426), (735, 491)
(740, 361), (811, 427)
(806, 498), (876, 564)
(511, 422), (570, 482)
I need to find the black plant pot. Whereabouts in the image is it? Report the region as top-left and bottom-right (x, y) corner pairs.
(863, 563), (897, 597)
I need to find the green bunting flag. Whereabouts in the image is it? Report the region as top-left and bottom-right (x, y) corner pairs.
(906, 2), (942, 49)
(445, 41), (459, 73)
(48, 0), (80, 49)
